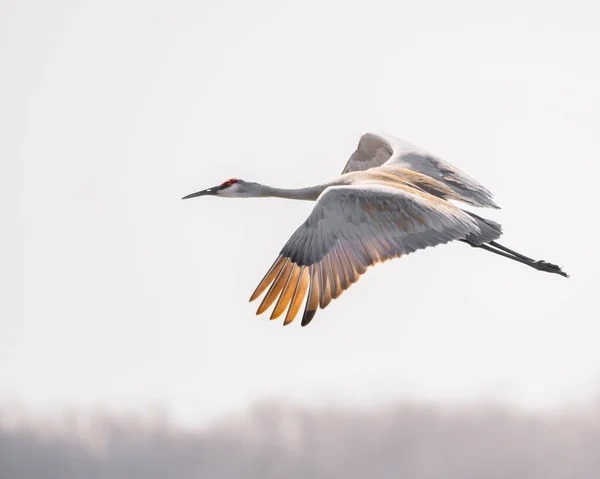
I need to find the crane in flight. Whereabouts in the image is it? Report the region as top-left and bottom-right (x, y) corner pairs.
(183, 133), (567, 326)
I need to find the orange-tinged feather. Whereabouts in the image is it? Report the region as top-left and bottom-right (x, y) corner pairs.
(375, 237), (394, 261)
(249, 256), (286, 302)
(381, 237), (398, 260)
(332, 248), (349, 290)
(361, 240), (382, 264)
(271, 265), (301, 319)
(328, 253), (343, 299)
(301, 266), (314, 325)
(316, 261), (325, 300)
(343, 247), (366, 276)
(256, 260), (292, 315)
(356, 240), (376, 266)
(325, 253), (339, 300)
(319, 261), (332, 309)
(302, 265), (320, 326)
(284, 266), (310, 325)
(306, 265), (320, 311)
(337, 247), (356, 284)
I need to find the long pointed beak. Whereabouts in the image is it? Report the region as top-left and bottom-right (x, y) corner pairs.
(182, 186), (219, 199)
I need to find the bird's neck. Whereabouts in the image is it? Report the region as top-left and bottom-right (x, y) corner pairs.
(256, 178), (349, 201)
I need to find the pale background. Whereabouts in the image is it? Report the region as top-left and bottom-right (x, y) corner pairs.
(2, 0), (600, 433)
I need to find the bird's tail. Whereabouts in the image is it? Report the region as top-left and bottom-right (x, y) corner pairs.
(463, 211), (503, 245)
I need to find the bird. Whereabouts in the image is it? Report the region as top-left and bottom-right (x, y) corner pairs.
(183, 132), (568, 327)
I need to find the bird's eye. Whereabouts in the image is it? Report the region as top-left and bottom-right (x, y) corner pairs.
(220, 178), (238, 188)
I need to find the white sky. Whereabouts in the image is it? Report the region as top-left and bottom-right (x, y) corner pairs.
(2, 0), (600, 425)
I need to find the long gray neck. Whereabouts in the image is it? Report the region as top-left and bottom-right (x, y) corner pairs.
(253, 179), (348, 201)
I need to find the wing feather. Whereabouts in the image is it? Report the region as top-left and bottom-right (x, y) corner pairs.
(256, 259), (292, 315)
(327, 253), (343, 299)
(341, 133), (394, 174)
(271, 265), (301, 319)
(341, 132), (499, 209)
(250, 256), (286, 302)
(338, 247), (357, 283)
(331, 249), (348, 292)
(284, 266), (310, 325)
(319, 261), (333, 309)
(301, 265), (320, 326)
(250, 184), (482, 326)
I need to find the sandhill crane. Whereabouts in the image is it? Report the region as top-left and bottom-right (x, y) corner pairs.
(183, 133), (567, 326)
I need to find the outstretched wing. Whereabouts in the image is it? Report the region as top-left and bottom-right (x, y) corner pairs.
(341, 133), (499, 209)
(249, 184), (481, 327)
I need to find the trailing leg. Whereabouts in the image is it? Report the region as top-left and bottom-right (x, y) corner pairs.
(462, 240), (568, 278)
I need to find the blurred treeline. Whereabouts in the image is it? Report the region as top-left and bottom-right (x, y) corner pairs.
(1, 400), (600, 478)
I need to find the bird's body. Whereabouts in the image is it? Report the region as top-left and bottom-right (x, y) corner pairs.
(184, 132), (567, 326)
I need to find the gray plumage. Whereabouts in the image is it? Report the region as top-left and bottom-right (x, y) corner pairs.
(183, 132), (567, 327)
(341, 132), (499, 209)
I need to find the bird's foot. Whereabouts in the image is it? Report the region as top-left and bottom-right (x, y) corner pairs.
(531, 260), (569, 278)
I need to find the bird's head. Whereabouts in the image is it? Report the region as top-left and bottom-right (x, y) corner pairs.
(182, 178), (259, 199)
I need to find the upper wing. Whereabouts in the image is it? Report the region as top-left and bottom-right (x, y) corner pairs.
(341, 133), (499, 209)
(249, 184), (481, 327)
(340, 133), (395, 174)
